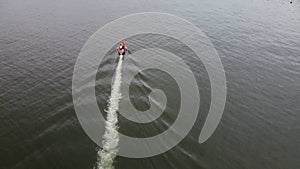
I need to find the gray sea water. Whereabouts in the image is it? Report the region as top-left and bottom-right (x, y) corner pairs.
(1, 0), (300, 169)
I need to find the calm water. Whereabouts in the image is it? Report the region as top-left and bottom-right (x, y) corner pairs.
(1, 0), (300, 169)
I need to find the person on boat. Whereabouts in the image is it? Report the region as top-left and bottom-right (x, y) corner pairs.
(117, 42), (127, 55)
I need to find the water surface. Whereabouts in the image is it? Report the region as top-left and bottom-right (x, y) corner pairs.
(1, 0), (300, 169)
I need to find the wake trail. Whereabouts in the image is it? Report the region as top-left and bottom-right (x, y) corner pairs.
(95, 55), (123, 169)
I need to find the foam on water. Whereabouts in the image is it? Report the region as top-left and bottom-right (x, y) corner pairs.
(95, 55), (123, 169)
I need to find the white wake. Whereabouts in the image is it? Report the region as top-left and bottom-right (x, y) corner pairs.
(95, 55), (123, 169)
